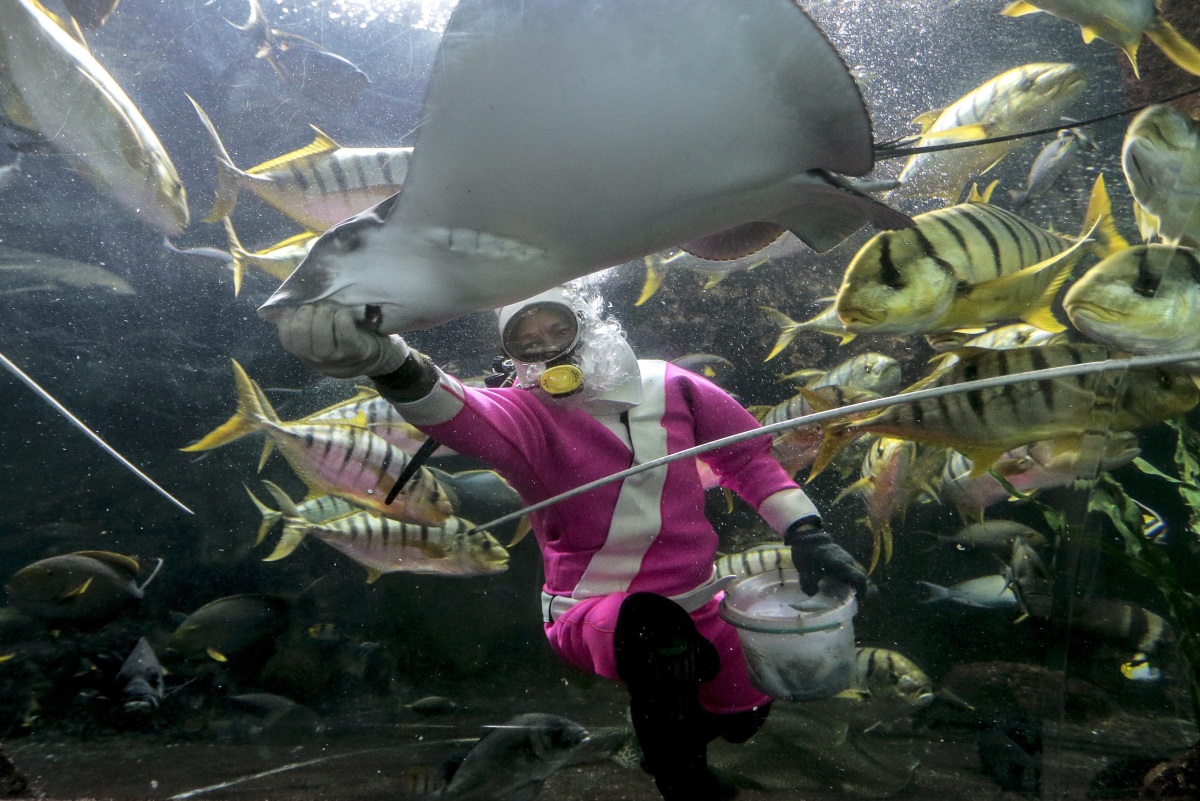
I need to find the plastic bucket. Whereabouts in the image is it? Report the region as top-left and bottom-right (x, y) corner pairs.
(719, 569), (856, 701)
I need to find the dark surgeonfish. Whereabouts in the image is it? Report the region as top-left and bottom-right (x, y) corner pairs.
(439, 713), (590, 800)
(116, 637), (165, 713)
(232, 0), (369, 112)
(5, 551), (160, 629)
(168, 594), (290, 664)
(258, 0), (913, 334)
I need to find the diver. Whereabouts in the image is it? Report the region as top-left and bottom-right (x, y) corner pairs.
(271, 285), (868, 801)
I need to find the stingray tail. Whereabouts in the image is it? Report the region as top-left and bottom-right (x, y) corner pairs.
(187, 95), (250, 224)
(181, 359), (277, 452)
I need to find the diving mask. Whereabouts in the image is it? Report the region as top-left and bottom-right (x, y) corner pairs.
(501, 301), (587, 397)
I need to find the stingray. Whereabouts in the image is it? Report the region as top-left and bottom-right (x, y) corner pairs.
(258, 0), (913, 334)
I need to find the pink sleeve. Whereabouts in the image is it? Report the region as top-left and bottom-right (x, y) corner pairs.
(673, 366), (820, 529)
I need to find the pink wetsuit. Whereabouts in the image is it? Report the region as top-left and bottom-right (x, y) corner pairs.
(393, 359), (818, 714)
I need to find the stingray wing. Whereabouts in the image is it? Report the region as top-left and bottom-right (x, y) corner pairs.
(395, 0), (874, 265)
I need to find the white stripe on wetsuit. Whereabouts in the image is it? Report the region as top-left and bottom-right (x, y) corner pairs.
(571, 360), (668, 599)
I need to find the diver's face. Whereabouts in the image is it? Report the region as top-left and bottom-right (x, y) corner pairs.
(503, 304), (579, 363)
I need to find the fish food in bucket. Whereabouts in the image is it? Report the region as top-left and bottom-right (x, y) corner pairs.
(719, 569), (856, 701)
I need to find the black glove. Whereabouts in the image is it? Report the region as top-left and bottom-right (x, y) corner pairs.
(784, 519), (869, 599)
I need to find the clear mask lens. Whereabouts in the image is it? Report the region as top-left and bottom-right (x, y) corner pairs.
(501, 302), (581, 363)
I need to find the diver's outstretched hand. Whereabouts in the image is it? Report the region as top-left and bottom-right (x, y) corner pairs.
(784, 522), (869, 599)
(275, 305), (410, 379)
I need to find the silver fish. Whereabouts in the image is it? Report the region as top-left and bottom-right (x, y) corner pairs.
(0, 244), (134, 297)
(918, 575), (1020, 610)
(0, 0), (188, 235)
(259, 0), (911, 333)
(1009, 128), (1089, 208)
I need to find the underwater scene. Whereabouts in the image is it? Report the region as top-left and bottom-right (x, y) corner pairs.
(4, 0), (1200, 799)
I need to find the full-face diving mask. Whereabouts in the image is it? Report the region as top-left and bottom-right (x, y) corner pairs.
(500, 300), (586, 396)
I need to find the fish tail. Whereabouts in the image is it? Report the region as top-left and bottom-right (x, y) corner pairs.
(1081, 174), (1129, 258)
(260, 480), (310, 561)
(180, 359), (275, 452)
(186, 95), (246, 224)
(1145, 19), (1200, 78)
(917, 580), (951, 603)
(244, 482), (281, 546)
(221, 217), (248, 297)
(636, 257), (663, 306)
(759, 306), (799, 361)
(807, 425), (859, 482)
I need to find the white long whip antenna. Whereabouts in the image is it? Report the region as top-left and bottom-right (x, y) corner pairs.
(0, 348), (194, 515)
(469, 348), (1200, 534)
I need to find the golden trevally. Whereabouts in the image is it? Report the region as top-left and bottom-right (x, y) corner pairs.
(1064, 243), (1200, 364)
(835, 177), (1120, 337)
(190, 97), (412, 233)
(892, 63), (1085, 205)
(0, 0), (187, 235)
(807, 344), (1198, 480)
(1122, 104), (1200, 246)
(258, 0), (912, 334)
(1001, 0), (1200, 78)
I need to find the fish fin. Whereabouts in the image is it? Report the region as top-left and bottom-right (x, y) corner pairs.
(57, 577), (93, 601)
(911, 108), (943, 133)
(1022, 266), (1072, 333)
(257, 439), (275, 473)
(999, 1), (1042, 17)
(808, 426), (861, 482)
(74, 551), (141, 577)
(963, 448), (1009, 478)
(1133, 204), (1161, 243)
(261, 480), (303, 518)
(248, 128), (341, 176)
(966, 181), (999, 204)
(1081, 174), (1129, 257)
(882, 522), (893, 566)
(922, 124), (991, 145)
(636, 259), (662, 306)
(776, 171), (914, 254)
(206, 648), (228, 663)
(0, 80), (38, 132)
(702, 271), (729, 289)
(917, 580), (951, 602)
(978, 154), (1007, 176)
(507, 516), (532, 548)
(838, 331), (857, 345)
(679, 221), (786, 261)
(364, 567), (384, 584)
(759, 306), (799, 361)
(220, 217), (248, 296)
(264, 523), (307, 561)
(181, 360), (274, 451)
(243, 483), (281, 546)
(746, 404), (771, 422)
(833, 477), (871, 506)
(722, 488), (735, 514)
(867, 529), (881, 575)
(1145, 20), (1200, 78)
(187, 95), (253, 223)
(1114, 37), (1141, 76)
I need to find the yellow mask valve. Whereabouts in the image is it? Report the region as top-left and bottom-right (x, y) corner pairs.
(539, 364), (584, 396)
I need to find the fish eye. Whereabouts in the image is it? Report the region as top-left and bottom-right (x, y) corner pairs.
(1157, 370), (1173, 389)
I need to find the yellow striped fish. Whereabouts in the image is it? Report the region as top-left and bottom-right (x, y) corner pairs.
(1001, 0), (1200, 78)
(1122, 104), (1200, 247)
(806, 343), (1199, 480)
(222, 218), (317, 296)
(752, 385), (880, 478)
(760, 303), (857, 358)
(298, 386), (450, 458)
(714, 544), (793, 580)
(182, 361), (452, 526)
(261, 482), (508, 583)
(189, 96), (411, 232)
(835, 176), (1119, 337)
(893, 63), (1085, 204)
(929, 323), (1069, 370)
(244, 481), (357, 546)
(836, 437), (942, 573)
